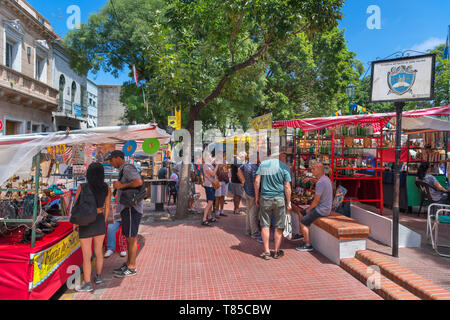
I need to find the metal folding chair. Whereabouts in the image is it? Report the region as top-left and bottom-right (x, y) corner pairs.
(427, 203), (450, 258)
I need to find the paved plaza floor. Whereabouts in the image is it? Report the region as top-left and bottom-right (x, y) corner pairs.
(58, 185), (449, 300)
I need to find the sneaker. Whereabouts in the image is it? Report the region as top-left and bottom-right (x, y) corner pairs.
(113, 263), (128, 275)
(256, 236), (263, 244)
(75, 282), (93, 292)
(120, 251), (127, 257)
(94, 274), (102, 285)
(104, 250), (114, 258)
(296, 244), (314, 252)
(114, 267), (137, 278)
(291, 234), (304, 241)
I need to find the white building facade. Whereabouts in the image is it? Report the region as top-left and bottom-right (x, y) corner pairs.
(0, 0), (58, 135)
(51, 39), (88, 131)
(86, 78), (98, 128)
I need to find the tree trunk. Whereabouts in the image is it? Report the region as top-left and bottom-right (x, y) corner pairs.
(175, 106), (198, 220)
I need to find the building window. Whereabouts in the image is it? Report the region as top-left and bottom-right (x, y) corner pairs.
(71, 82), (77, 103)
(59, 75), (65, 111)
(35, 56), (45, 80)
(5, 42), (13, 68)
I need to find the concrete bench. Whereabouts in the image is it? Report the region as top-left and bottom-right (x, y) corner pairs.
(292, 204), (370, 264)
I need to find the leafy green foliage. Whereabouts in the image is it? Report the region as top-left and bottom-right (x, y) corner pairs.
(261, 27), (363, 120)
(65, 0), (346, 131)
(353, 44), (449, 113)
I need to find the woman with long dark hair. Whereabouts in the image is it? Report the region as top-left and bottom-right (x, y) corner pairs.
(73, 162), (111, 292)
(417, 162), (449, 203)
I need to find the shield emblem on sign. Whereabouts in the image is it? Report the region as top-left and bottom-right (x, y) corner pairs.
(387, 65), (417, 95)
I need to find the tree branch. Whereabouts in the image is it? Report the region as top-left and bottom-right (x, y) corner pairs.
(194, 42), (271, 112)
(229, 9), (245, 64)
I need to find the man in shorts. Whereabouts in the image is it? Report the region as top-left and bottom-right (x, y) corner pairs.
(231, 154), (245, 214)
(254, 153), (292, 260)
(108, 150), (144, 277)
(295, 163), (332, 252)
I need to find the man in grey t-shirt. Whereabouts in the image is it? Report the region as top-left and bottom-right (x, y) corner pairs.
(108, 150), (144, 278)
(295, 163), (332, 252)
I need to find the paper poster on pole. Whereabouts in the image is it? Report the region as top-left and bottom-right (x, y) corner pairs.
(370, 54), (435, 103)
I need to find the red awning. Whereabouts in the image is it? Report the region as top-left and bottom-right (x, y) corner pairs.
(273, 105), (450, 132)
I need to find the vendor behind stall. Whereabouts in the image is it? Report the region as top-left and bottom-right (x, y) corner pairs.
(417, 162), (449, 204)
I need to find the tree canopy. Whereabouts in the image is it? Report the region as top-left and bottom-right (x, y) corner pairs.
(65, 0), (349, 133)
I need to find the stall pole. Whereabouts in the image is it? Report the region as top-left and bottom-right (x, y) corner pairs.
(31, 151), (41, 248)
(392, 102), (405, 257)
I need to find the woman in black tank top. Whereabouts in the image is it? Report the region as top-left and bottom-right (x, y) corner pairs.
(73, 162), (111, 291)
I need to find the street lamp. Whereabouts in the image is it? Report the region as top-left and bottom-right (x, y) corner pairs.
(346, 82), (357, 115)
(346, 82), (356, 102)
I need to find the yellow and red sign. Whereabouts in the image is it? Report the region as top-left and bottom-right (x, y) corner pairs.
(31, 231), (80, 290)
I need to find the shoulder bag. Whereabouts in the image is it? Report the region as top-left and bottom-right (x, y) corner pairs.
(70, 184), (98, 226)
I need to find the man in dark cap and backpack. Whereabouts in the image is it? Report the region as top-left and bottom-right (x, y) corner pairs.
(107, 150), (144, 278)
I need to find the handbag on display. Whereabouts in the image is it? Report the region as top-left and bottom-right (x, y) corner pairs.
(70, 184), (98, 226)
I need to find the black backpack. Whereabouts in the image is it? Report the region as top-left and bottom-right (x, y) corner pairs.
(70, 184), (98, 226)
(118, 164), (146, 207)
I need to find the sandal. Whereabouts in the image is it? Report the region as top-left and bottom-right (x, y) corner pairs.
(272, 250), (285, 259)
(260, 252), (271, 260)
(201, 220), (213, 227)
(218, 213), (228, 217)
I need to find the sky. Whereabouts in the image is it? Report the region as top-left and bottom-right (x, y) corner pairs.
(27, 0), (450, 85)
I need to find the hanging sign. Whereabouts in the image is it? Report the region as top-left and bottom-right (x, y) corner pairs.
(175, 106), (182, 130)
(30, 231), (80, 290)
(370, 54), (435, 103)
(250, 113), (273, 131)
(123, 140), (137, 157)
(142, 138), (160, 155)
(168, 116), (177, 128)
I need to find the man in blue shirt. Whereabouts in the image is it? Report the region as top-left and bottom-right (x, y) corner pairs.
(238, 152), (260, 240)
(254, 153), (292, 260)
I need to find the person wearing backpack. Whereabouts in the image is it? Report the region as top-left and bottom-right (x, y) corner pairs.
(72, 162), (111, 292)
(107, 150), (144, 278)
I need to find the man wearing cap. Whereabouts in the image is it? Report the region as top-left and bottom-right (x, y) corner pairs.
(108, 150), (144, 277)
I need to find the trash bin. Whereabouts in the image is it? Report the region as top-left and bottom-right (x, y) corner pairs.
(151, 180), (168, 211)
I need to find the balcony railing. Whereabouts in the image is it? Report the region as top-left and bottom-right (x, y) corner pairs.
(0, 64), (58, 110)
(57, 100), (88, 119)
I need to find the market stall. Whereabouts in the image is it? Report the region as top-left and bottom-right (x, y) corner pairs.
(0, 124), (170, 300)
(274, 105), (450, 215)
(398, 116), (449, 211)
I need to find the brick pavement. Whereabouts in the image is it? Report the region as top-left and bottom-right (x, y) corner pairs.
(67, 186), (381, 300)
(354, 203), (450, 292)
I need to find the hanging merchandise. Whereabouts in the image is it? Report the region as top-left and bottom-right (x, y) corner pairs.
(123, 140), (138, 157)
(142, 138), (161, 155)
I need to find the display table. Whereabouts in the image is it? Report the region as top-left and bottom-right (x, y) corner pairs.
(41, 190), (73, 216)
(0, 222), (82, 300)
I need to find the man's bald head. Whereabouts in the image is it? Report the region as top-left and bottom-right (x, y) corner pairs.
(312, 162), (325, 177)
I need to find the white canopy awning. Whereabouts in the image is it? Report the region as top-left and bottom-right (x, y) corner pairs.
(389, 116), (450, 133)
(0, 124), (170, 186)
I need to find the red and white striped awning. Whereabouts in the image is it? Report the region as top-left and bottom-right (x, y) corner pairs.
(273, 105), (450, 132)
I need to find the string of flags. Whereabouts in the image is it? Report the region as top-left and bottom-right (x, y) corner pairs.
(331, 104), (374, 117)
